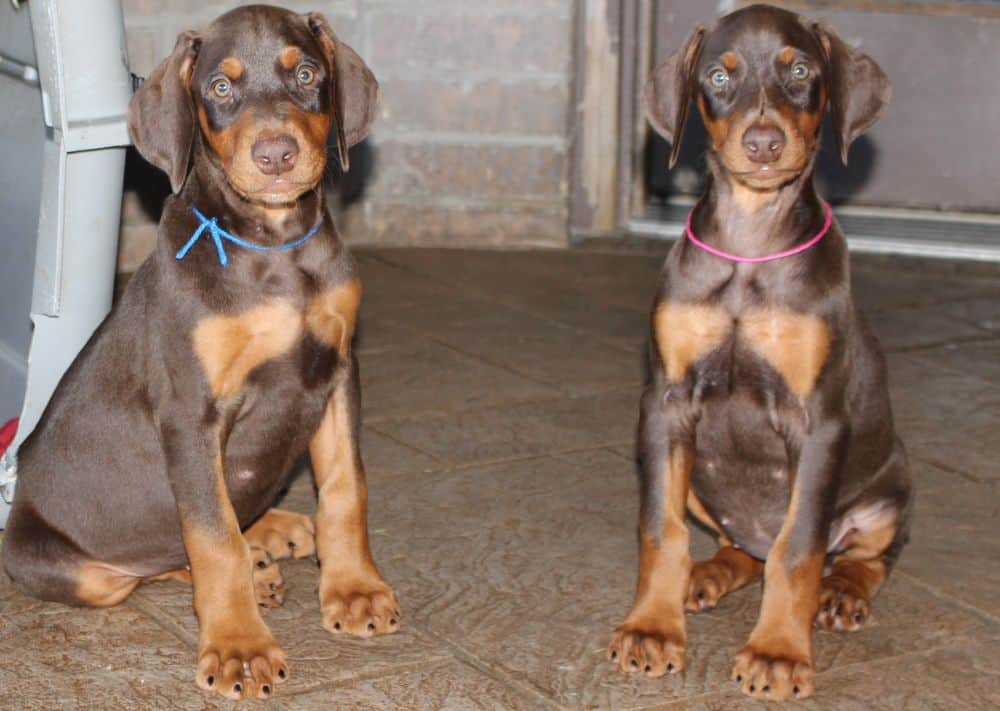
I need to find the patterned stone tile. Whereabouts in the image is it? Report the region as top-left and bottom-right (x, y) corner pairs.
(372, 389), (638, 468)
(128, 556), (452, 697)
(358, 449), (999, 709)
(905, 338), (1000, 386)
(646, 639), (1000, 710)
(896, 465), (1000, 618)
(375, 248), (659, 341)
(362, 426), (441, 478)
(0, 601), (239, 710)
(360, 340), (559, 422)
(887, 354), (1000, 481)
(852, 266), (1000, 313)
(938, 296), (1000, 332)
(430, 318), (647, 396)
(282, 661), (546, 710)
(354, 317), (424, 356)
(866, 305), (988, 352)
(4, 248), (999, 709)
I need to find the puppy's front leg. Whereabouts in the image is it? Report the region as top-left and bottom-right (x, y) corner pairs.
(732, 416), (847, 701)
(608, 385), (696, 677)
(610, 301), (731, 676)
(160, 410), (287, 701)
(310, 354), (400, 637)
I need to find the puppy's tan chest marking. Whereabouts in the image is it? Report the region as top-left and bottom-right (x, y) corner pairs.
(193, 280), (362, 398)
(655, 303), (831, 397)
(655, 303), (732, 383)
(738, 308), (831, 399)
(305, 278), (361, 356)
(194, 301), (303, 398)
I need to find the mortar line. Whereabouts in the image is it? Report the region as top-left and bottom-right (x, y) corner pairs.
(883, 332), (1000, 355)
(363, 391), (572, 426)
(364, 380), (637, 428)
(894, 570), (1000, 626)
(125, 594), (198, 649)
(911, 454), (984, 484)
(427, 337), (562, 390)
(370, 445), (632, 483)
(280, 655), (454, 700)
(810, 633), (1000, 683)
(406, 622), (567, 710)
(644, 633), (1000, 710)
(445, 441), (634, 474)
(366, 423), (444, 463)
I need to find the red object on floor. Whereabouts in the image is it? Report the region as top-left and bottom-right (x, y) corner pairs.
(0, 418), (17, 457)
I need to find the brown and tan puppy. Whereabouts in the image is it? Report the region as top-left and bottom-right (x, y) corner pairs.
(3, 5), (398, 700)
(608, 4), (912, 701)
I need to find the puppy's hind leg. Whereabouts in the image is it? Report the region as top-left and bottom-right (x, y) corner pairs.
(685, 491), (764, 612)
(818, 499), (909, 632)
(3, 502), (140, 607)
(819, 442), (912, 632)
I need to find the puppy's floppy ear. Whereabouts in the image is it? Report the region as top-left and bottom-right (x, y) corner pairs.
(810, 19), (891, 165)
(127, 31), (201, 194)
(307, 12), (380, 173)
(643, 25), (705, 169)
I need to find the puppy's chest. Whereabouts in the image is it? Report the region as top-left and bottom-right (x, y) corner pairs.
(655, 298), (832, 402)
(192, 266), (361, 400)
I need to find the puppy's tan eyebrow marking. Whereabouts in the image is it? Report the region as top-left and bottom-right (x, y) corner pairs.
(219, 56), (244, 80)
(279, 45), (302, 70)
(721, 51), (739, 71)
(779, 45), (796, 64)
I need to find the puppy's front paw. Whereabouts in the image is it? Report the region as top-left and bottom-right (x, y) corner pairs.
(321, 578), (401, 637)
(608, 624), (686, 677)
(196, 622), (288, 700)
(731, 645), (813, 701)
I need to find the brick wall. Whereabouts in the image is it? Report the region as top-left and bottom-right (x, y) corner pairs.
(119, 0), (575, 268)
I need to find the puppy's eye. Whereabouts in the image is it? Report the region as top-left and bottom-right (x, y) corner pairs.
(709, 69), (729, 87)
(791, 62), (809, 80)
(211, 79), (231, 97)
(297, 66), (316, 85)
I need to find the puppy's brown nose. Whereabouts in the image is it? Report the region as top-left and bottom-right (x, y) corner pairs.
(742, 124), (785, 164)
(252, 134), (299, 175)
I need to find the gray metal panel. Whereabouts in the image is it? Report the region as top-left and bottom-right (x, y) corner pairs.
(28, 0), (132, 317)
(0, 3), (44, 423)
(0, 0), (37, 66)
(1, 0), (131, 526)
(15, 0), (130, 445)
(18, 148), (124, 441)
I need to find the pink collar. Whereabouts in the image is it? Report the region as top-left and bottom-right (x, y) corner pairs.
(684, 201), (833, 263)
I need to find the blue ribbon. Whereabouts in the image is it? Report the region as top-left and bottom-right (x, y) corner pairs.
(176, 206), (322, 267)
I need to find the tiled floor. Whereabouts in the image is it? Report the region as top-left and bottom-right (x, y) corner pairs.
(2, 247), (999, 709)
